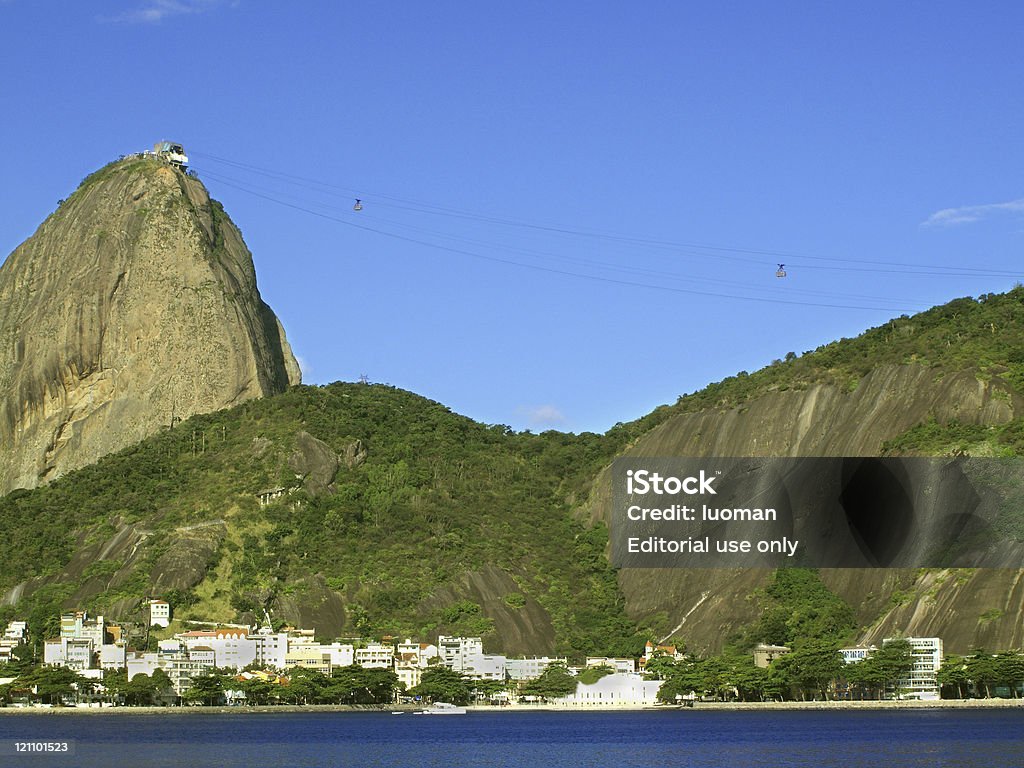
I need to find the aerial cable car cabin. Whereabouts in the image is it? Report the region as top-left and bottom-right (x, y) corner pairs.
(776, 263), (787, 278)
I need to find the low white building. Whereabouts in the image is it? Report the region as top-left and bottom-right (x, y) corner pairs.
(355, 642), (394, 669)
(44, 637), (94, 670)
(506, 657), (567, 681)
(99, 642), (126, 670)
(323, 643), (356, 668)
(126, 649), (215, 697)
(554, 672), (662, 708)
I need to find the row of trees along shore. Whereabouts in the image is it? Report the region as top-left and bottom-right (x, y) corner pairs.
(3, 649), (1024, 707)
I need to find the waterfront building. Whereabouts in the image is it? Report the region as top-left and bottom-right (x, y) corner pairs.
(127, 648), (215, 697)
(462, 653), (507, 680)
(554, 672), (662, 708)
(285, 646), (333, 675)
(885, 636), (943, 701)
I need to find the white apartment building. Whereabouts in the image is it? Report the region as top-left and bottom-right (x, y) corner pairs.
(885, 637), (943, 701)
(44, 637), (94, 671)
(251, 627), (291, 670)
(438, 635), (484, 672)
(323, 643), (355, 668)
(60, 611), (106, 644)
(4, 621), (27, 641)
(176, 629), (257, 670)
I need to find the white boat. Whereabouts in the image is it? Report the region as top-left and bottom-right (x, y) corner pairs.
(417, 702), (467, 715)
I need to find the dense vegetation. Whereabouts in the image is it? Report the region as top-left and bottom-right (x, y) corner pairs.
(0, 382), (641, 657)
(652, 569), (864, 702)
(618, 286), (1024, 437)
(2, 288), (1024, 662)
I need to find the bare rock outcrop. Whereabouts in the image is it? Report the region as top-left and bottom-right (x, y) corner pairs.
(589, 364), (1022, 654)
(0, 157), (301, 493)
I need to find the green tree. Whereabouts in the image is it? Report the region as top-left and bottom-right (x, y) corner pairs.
(184, 671), (226, 706)
(239, 676), (278, 705)
(966, 651), (1000, 698)
(993, 652), (1024, 697)
(642, 653), (678, 681)
(19, 666), (85, 706)
(328, 665), (398, 705)
(521, 662), (578, 701)
(936, 655), (970, 699)
(282, 668), (328, 704)
(411, 666), (472, 706)
(774, 640), (843, 701)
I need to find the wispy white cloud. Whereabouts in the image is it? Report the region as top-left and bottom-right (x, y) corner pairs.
(921, 197), (1024, 227)
(518, 404), (567, 428)
(104, 0), (231, 24)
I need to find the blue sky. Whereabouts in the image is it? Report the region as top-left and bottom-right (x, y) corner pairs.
(2, 2), (1023, 433)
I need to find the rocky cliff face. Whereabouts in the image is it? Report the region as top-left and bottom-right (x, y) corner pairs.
(0, 157), (301, 493)
(587, 364), (1023, 654)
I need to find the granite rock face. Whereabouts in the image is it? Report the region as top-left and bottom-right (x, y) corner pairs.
(586, 364), (1023, 654)
(0, 157), (301, 493)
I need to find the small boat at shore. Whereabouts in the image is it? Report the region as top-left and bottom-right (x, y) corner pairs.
(416, 702), (467, 715)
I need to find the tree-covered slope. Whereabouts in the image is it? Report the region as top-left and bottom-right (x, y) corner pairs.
(5, 288), (1024, 659)
(0, 383), (639, 657)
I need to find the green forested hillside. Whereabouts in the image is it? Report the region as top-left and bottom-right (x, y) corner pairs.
(624, 286), (1024, 437)
(0, 383), (640, 656)
(3, 288), (1024, 658)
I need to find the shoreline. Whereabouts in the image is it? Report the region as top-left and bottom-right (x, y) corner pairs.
(3, 698), (1023, 715)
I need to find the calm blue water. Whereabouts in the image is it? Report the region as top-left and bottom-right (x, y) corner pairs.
(1, 709), (1022, 768)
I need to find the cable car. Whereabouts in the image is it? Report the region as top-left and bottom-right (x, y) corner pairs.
(776, 263), (787, 278)
(353, 198), (363, 212)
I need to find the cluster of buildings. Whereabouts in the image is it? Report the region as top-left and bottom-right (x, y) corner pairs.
(754, 637), (944, 700)
(3, 597), (945, 704)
